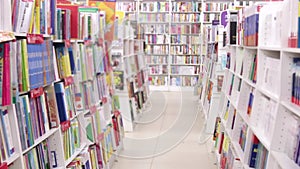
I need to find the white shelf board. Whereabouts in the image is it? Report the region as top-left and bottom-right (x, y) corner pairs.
(146, 43), (169, 45)
(282, 48), (300, 54)
(139, 22), (169, 24)
(203, 11), (221, 13)
(258, 87), (280, 102)
(243, 46), (258, 50)
(172, 11), (201, 14)
(170, 74), (199, 76)
(281, 101), (300, 118)
(231, 141), (245, 162)
(172, 22), (202, 24)
(64, 143), (87, 168)
(147, 63), (168, 65)
(139, 11), (169, 13)
(170, 64), (200, 66)
(22, 128), (59, 154)
(271, 151), (300, 169)
(243, 78), (256, 88)
(259, 46), (281, 52)
(149, 74), (168, 76)
(6, 153), (20, 165)
(145, 54), (169, 56)
(250, 125), (271, 151)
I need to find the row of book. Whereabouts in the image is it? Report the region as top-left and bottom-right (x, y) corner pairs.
(149, 65), (168, 75)
(116, 2), (136, 12)
(170, 65), (200, 75)
(12, 0), (56, 34)
(139, 14), (169, 22)
(146, 56), (168, 65)
(243, 4), (262, 46)
(148, 76), (168, 86)
(170, 76), (198, 86)
(292, 58), (300, 106)
(145, 45), (169, 55)
(55, 4), (106, 41)
(140, 2), (170, 12)
(144, 24), (169, 34)
(23, 140), (51, 169)
(170, 45), (200, 55)
(203, 13), (220, 22)
(171, 55), (200, 64)
(214, 116), (269, 169)
(171, 2), (202, 13)
(171, 13), (201, 23)
(204, 3), (229, 12)
(170, 24), (198, 34)
(145, 34), (169, 44)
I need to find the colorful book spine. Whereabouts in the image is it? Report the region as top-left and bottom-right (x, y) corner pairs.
(247, 90), (254, 116)
(54, 82), (69, 122)
(0, 109), (15, 157)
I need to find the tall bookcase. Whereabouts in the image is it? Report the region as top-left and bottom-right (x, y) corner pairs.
(0, 1), (124, 169)
(119, 0), (201, 91)
(210, 0), (300, 169)
(113, 8), (150, 132)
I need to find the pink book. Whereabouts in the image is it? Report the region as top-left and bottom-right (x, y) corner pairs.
(2, 43), (11, 106)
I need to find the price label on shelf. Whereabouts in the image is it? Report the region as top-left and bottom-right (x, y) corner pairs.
(65, 40), (71, 48)
(27, 34), (44, 44)
(102, 97), (108, 104)
(113, 110), (121, 117)
(30, 87), (44, 98)
(90, 105), (97, 114)
(64, 76), (74, 86)
(61, 120), (71, 132)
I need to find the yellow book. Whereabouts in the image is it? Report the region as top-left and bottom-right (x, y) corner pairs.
(32, 148), (40, 169)
(29, 0), (36, 33)
(34, 0), (41, 34)
(21, 39), (29, 91)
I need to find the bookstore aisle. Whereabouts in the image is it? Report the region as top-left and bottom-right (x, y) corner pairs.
(112, 89), (217, 169)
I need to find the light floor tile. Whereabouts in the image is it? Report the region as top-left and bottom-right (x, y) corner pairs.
(113, 90), (217, 169)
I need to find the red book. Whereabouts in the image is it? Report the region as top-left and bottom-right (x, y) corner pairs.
(0, 163), (8, 169)
(56, 4), (79, 39)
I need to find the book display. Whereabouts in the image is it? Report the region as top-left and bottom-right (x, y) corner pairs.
(113, 8), (150, 131)
(0, 0), (124, 168)
(211, 1), (300, 168)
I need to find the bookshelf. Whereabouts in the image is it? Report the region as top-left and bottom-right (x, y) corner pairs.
(113, 9), (150, 132)
(0, 1), (124, 169)
(211, 1), (300, 169)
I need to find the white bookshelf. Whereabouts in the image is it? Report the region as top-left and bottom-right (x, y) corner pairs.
(211, 1), (300, 168)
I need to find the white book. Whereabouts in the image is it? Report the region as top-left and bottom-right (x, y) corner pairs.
(15, 0), (35, 33)
(0, 0), (12, 31)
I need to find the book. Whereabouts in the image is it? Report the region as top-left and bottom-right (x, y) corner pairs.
(54, 82), (69, 122)
(56, 4), (80, 39)
(0, 109), (15, 157)
(44, 85), (59, 128)
(248, 135), (260, 167)
(21, 39), (30, 92)
(0, 43), (11, 106)
(14, 0), (35, 33)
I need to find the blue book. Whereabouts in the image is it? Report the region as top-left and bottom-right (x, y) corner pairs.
(68, 47), (76, 75)
(50, 0), (56, 35)
(54, 82), (68, 122)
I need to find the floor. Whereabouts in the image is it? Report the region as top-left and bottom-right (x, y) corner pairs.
(112, 89), (218, 169)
